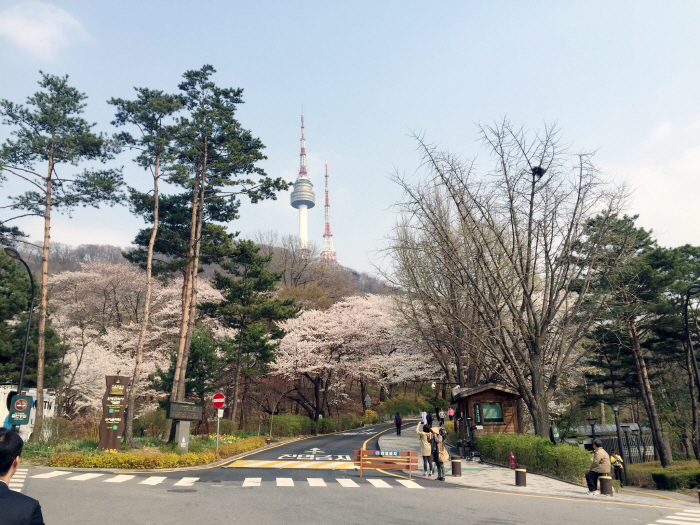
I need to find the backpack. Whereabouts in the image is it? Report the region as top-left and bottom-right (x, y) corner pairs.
(395, 415), (402, 425)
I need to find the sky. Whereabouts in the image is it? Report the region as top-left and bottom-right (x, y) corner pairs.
(1, 1), (699, 275)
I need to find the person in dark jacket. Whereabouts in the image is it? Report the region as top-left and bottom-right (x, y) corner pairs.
(0, 428), (44, 525)
(394, 413), (403, 435)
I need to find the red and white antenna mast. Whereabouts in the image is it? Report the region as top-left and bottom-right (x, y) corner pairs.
(320, 162), (338, 263)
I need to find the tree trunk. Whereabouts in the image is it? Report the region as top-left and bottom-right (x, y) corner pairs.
(32, 160), (54, 441)
(230, 330), (244, 427)
(685, 340), (700, 462)
(125, 157), (160, 447)
(628, 322), (672, 467)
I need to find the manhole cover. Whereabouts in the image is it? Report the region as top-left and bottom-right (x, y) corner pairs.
(168, 489), (197, 493)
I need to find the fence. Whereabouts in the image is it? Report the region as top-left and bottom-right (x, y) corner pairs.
(600, 435), (655, 463)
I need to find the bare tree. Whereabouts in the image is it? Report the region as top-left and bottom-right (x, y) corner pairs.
(385, 121), (627, 437)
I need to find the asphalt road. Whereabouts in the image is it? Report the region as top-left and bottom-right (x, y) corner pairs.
(14, 422), (696, 524)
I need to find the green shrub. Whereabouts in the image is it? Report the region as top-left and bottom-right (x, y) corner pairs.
(268, 414), (315, 437)
(651, 470), (700, 490)
(376, 395), (433, 418)
(216, 419), (236, 436)
(134, 409), (170, 440)
(337, 415), (362, 431)
(475, 433), (590, 482)
(318, 418), (336, 434)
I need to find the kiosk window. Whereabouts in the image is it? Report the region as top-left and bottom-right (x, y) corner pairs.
(482, 402), (503, 423)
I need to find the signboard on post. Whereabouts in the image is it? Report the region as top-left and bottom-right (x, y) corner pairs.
(166, 402), (203, 421)
(212, 393), (225, 456)
(8, 395), (33, 425)
(98, 376), (130, 451)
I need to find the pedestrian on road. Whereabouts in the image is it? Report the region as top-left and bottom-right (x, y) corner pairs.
(420, 410), (427, 424)
(394, 413), (403, 435)
(426, 412), (434, 426)
(447, 407), (454, 421)
(439, 409), (446, 426)
(610, 449), (624, 485)
(430, 427), (448, 481)
(417, 422), (434, 476)
(434, 405), (440, 421)
(585, 438), (611, 494)
(0, 428), (44, 525)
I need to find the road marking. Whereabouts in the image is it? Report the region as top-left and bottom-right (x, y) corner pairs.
(226, 460), (355, 469)
(396, 480), (423, 489)
(366, 478), (391, 488)
(276, 478), (294, 486)
(140, 476), (167, 485)
(173, 477), (199, 487)
(336, 478), (359, 488)
(104, 475), (135, 483)
(655, 520), (700, 524)
(32, 471), (71, 479)
(307, 478), (326, 487)
(67, 473), (104, 481)
(242, 478), (261, 487)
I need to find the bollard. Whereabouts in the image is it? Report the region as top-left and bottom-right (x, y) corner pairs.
(265, 438), (271, 445)
(599, 476), (613, 496)
(515, 468), (526, 487)
(451, 456), (462, 477)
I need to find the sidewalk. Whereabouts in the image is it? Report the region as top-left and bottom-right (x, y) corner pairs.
(379, 425), (699, 508)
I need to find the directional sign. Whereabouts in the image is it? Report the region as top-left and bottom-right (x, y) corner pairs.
(373, 450), (400, 456)
(9, 395), (33, 425)
(212, 393), (225, 409)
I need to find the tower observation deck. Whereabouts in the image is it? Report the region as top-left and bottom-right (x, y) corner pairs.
(290, 112), (315, 248)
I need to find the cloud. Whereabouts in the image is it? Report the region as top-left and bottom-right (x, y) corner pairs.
(0, 1), (88, 60)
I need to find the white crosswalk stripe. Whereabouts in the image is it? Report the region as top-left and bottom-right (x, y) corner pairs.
(173, 477), (199, 487)
(366, 478), (391, 488)
(307, 478), (326, 487)
(652, 513), (700, 524)
(104, 475), (135, 483)
(336, 478), (359, 488)
(396, 480), (423, 489)
(276, 478), (294, 486)
(32, 471), (71, 479)
(67, 473), (104, 481)
(140, 476), (167, 485)
(242, 478), (261, 487)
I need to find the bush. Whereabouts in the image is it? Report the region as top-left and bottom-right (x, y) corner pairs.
(376, 395), (433, 418)
(134, 409), (170, 440)
(318, 418), (336, 434)
(651, 470), (700, 490)
(362, 409), (379, 425)
(627, 460), (700, 489)
(217, 436), (267, 458)
(337, 415), (362, 431)
(216, 419), (236, 436)
(35, 417), (74, 443)
(268, 414), (314, 437)
(475, 433), (590, 482)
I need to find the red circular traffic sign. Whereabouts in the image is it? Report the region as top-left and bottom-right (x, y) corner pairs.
(14, 399), (29, 411)
(212, 393), (225, 408)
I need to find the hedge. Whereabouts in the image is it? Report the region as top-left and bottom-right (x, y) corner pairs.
(475, 433), (590, 482)
(651, 470), (700, 490)
(48, 436), (267, 469)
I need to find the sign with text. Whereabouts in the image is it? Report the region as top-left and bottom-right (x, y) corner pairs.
(8, 395), (33, 425)
(166, 402), (203, 421)
(98, 376), (130, 451)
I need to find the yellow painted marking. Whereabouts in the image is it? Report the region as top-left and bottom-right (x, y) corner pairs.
(225, 460), (355, 469)
(620, 487), (689, 503)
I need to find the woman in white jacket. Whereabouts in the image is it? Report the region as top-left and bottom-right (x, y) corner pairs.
(417, 422), (434, 476)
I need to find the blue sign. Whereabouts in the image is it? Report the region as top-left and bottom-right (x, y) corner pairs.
(373, 451), (399, 456)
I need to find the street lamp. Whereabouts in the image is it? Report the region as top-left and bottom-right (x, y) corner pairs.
(610, 403), (628, 484)
(631, 427), (644, 461)
(684, 284), (700, 398)
(4, 248), (35, 416)
(621, 424), (633, 464)
(586, 417), (597, 443)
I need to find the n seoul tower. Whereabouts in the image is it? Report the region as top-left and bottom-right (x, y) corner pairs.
(290, 112), (315, 249)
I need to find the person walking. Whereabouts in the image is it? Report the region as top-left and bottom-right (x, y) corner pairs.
(439, 409), (446, 426)
(610, 449), (624, 485)
(430, 427), (448, 481)
(585, 438), (611, 494)
(417, 422), (434, 476)
(426, 412), (434, 426)
(394, 413), (403, 435)
(420, 410), (427, 424)
(447, 407), (454, 422)
(0, 428), (44, 525)
(434, 405), (440, 421)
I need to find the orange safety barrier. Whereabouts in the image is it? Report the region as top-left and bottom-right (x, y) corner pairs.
(353, 450), (419, 480)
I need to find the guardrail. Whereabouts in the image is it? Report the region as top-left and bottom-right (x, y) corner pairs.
(353, 450), (419, 480)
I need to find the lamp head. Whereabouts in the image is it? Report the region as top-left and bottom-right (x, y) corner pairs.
(687, 284), (700, 296)
(4, 247), (21, 260)
(586, 418), (597, 426)
(610, 403), (620, 412)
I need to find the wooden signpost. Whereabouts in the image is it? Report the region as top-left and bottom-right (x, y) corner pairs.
(98, 375), (130, 451)
(353, 450), (418, 480)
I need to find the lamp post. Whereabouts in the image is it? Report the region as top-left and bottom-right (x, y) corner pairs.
(610, 403), (628, 484)
(621, 424), (633, 463)
(685, 284), (700, 397)
(4, 248), (35, 423)
(631, 427), (644, 462)
(586, 417), (597, 444)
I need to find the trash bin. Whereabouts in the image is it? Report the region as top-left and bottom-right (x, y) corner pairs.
(451, 456), (461, 477)
(515, 468), (526, 487)
(599, 476), (612, 495)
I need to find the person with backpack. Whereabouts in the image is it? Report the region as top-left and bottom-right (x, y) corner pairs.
(394, 413), (403, 435)
(430, 427), (449, 481)
(610, 449), (624, 485)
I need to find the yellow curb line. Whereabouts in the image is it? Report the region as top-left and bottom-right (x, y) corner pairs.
(459, 486), (686, 510)
(620, 487), (689, 503)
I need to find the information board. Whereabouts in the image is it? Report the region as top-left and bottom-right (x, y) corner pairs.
(166, 402), (203, 421)
(8, 395), (33, 425)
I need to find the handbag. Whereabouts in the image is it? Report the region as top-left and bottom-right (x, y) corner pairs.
(439, 447), (449, 463)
